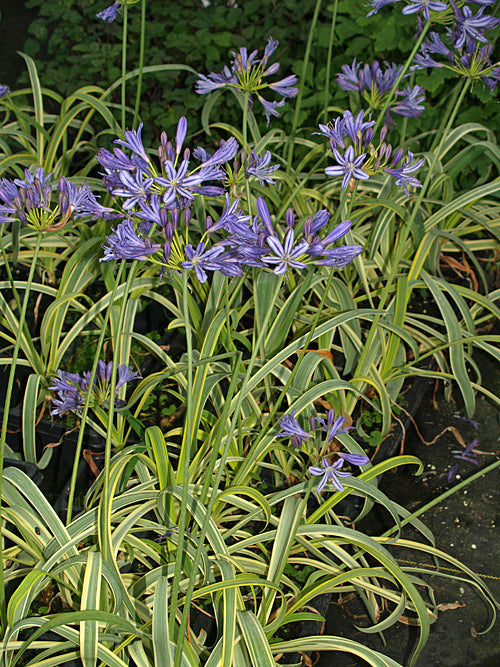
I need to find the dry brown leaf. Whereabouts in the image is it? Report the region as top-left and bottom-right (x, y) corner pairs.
(436, 601), (465, 612)
(299, 652), (314, 667)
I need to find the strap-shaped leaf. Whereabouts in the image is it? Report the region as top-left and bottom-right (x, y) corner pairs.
(80, 551), (102, 667)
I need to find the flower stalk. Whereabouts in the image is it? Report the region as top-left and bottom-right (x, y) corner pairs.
(0, 229), (43, 634)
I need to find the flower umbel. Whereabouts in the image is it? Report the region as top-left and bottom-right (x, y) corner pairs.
(278, 407), (370, 491)
(336, 59), (425, 123)
(318, 110), (425, 197)
(195, 37), (298, 126)
(0, 168), (114, 230)
(49, 360), (141, 417)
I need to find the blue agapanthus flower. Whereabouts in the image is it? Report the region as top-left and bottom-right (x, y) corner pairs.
(309, 457), (357, 493)
(384, 150), (425, 197)
(181, 242), (226, 283)
(325, 145), (370, 190)
(261, 228), (310, 274)
(246, 149), (280, 186)
(101, 216), (161, 261)
(314, 409), (356, 443)
(97, 1), (119, 23)
(276, 409), (313, 448)
(366, 0), (447, 19)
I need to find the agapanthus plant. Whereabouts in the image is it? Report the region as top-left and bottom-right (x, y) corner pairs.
(49, 360), (140, 417)
(195, 36), (298, 126)
(318, 109), (425, 196)
(0, 168), (115, 231)
(277, 408), (370, 492)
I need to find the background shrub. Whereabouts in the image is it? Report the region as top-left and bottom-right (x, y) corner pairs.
(15, 0), (499, 140)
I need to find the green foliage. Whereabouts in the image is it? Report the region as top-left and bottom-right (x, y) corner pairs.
(0, 0), (499, 665)
(14, 0), (499, 143)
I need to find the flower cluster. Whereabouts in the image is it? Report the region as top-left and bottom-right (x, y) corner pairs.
(97, 119), (237, 214)
(411, 2), (500, 90)
(0, 85), (10, 98)
(49, 360), (141, 417)
(337, 59), (425, 124)
(97, 117), (241, 266)
(318, 110), (425, 196)
(195, 37), (298, 125)
(277, 408), (370, 492)
(98, 116), (363, 281)
(102, 192), (363, 280)
(207, 196), (363, 276)
(0, 168), (115, 231)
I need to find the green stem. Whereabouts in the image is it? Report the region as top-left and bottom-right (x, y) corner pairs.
(382, 459), (500, 538)
(371, 22), (430, 137)
(121, 4), (129, 131)
(0, 233), (23, 322)
(232, 198), (356, 487)
(323, 0), (339, 124)
(65, 261), (126, 524)
(98, 260), (139, 564)
(0, 229), (43, 634)
(428, 80), (463, 154)
(286, 0), (323, 173)
(242, 91), (252, 207)
(132, 0), (146, 130)
(169, 271), (194, 643)
(352, 78), (471, 400)
(174, 275), (284, 666)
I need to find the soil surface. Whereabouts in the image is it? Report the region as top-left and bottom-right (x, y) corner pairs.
(315, 353), (500, 667)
